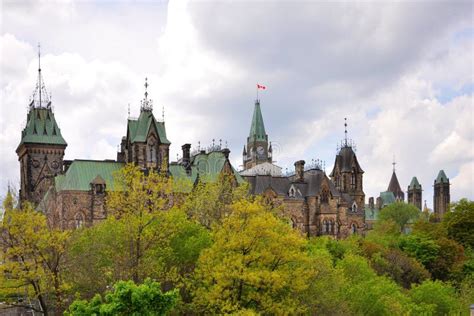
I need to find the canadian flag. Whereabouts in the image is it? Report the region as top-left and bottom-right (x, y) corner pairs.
(257, 84), (267, 90)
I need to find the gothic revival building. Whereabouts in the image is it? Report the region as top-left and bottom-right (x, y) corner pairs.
(240, 101), (366, 238)
(19, 62), (241, 229)
(16, 55), (453, 234)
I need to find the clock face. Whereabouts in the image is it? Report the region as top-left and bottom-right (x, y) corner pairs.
(256, 146), (265, 158)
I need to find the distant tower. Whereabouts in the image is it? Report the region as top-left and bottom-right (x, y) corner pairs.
(407, 176), (422, 210)
(433, 170), (450, 219)
(387, 158), (404, 201)
(243, 99), (272, 169)
(329, 118), (365, 210)
(16, 44), (67, 205)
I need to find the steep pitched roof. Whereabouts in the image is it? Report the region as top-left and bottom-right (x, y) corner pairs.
(18, 107), (67, 148)
(387, 171), (404, 198)
(329, 145), (364, 176)
(127, 110), (170, 144)
(435, 170), (449, 184)
(54, 160), (124, 192)
(408, 176), (421, 190)
(248, 100), (267, 142)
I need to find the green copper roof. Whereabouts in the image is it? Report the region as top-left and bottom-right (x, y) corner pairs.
(169, 151), (244, 188)
(248, 101), (267, 142)
(18, 107), (67, 147)
(408, 176), (422, 190)
(55, 160), (124, 192)
(128, 110), (170, 144)
(379, 191), (396, 206)
(435, 170), (449, 184)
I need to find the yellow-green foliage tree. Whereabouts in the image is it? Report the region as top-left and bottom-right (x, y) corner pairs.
(106, 164), (176, 283)
(193, 200), (315, 314)
(182, 173), (249, 228)
(0, 196), (71, 315)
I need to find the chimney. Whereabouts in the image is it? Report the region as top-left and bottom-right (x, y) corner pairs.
(222, 148), (230, 160)
(182, 144), (191, 171)
(376, 197), (382, 209)
(294, 160), (305, 182)
(369, 197), (374, 209)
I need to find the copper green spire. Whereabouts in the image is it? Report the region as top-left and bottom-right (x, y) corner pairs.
(248, 100), (267, 142)
(408, 176), (421, 190)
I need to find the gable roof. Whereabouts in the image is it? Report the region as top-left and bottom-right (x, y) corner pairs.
(248, 100), (267, 142)
(128, 110), (170, 144)
(54, 160), (124, 192)
(435, 170), (449, 184)
(18, 107), (67, 148)
(379, 191), (396, 206)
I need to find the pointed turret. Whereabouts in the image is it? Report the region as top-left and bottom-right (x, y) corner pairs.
(407, 176), (422, 210)
(243, 100), (271, 169)
(387, 171), (404, 201)
(433, 170), (450, 219)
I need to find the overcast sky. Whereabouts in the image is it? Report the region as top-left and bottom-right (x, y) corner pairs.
(1, 0), (473, 207)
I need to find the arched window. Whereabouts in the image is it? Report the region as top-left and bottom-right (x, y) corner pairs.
(330, 221), (335, 234)
(351, 223), (357, 234)
(352, 201), (357, 213)
(75, 213), (84, 229)
(322, 220), (327, 234)
(325, 220), (330, 234)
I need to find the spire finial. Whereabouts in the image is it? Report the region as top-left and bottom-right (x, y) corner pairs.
(344, 117), (348, 145)
(140, 77), (153, 111)
(392, 154), (396, 172)
(127, 103), (130, 118)
(31, 42), (51, 109)
(144, 77), (148, 100)
(162, 106), (165, 121)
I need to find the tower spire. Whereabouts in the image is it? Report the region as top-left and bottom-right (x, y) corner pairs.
(392, 154), (396, 172)
(30, 43), (51, 109)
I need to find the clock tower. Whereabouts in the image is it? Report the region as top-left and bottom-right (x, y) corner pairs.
(243, 99), (272, 169)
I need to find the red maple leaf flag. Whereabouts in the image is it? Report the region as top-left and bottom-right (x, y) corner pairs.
(257, 84), (267, 90)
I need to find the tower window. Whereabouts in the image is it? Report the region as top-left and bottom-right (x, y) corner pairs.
(352, 202), (357, 212)
(351, 224), (357, 234)
(321, 188), (329, 204)
(351, 170), (356, 189)
(322, 220), (327, 234)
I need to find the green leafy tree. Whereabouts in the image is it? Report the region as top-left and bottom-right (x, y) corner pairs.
(193, 200), (315, 314)
(0, 199), (71, 315)
(443, 199), (474, 250)
(107, 164), (175, 283)
(378, 202), (420, 233)
(65, 278), (178, 316)
(409, 280), (462, 315)
(337, 254), (417, 315)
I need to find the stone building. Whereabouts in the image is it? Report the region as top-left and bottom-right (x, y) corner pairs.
(240, 101), (366, 238)
(407, 177), (422, 210)
(433, 170), (450, 219)
(20, 65), (241, 229)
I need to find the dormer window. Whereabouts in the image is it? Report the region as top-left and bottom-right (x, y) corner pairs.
(289, 186), (296, 198)
(321, 188), (329, 204)
(91, 175), (106, 195)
